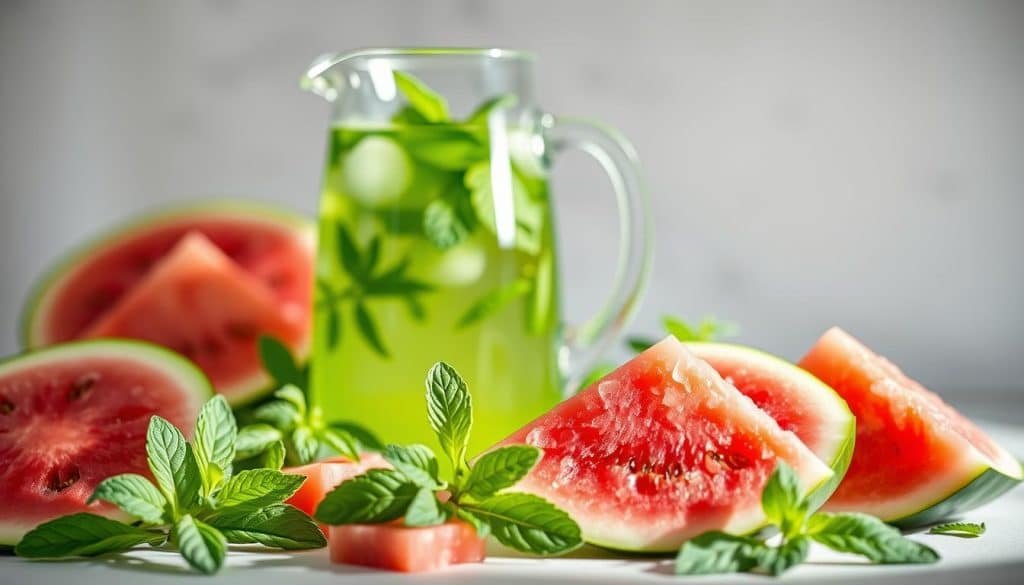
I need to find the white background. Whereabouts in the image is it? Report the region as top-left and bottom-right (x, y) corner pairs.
(1, 0), (1022, 406)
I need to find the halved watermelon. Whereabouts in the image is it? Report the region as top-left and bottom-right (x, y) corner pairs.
(687, 342), (855, 507)
(799, 327), (1023, 527)
(497, 336), (834, 552)
(0, 340), (210, 546)
(21, 201), (314, 405)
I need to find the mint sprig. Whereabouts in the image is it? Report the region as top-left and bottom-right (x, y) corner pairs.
(315, 361), (582, 556)
(233, 336), (384, 467)
(675, 462), (939, 576)
(627, 314), (739, 353)
(16, 395), (326, 574)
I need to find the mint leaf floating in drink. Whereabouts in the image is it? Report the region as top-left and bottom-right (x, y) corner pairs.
(675, 462), (939, 577)
(15, 395), (326, 574)
(927, 521), (986, 538)
(315, 361), (582, 568)
(393, 70), (451, 123)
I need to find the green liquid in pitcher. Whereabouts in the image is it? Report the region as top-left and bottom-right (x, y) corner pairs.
(311, 121), (563, 458)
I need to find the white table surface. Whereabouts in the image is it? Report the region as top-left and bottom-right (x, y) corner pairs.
(3, 422), (1023, 585)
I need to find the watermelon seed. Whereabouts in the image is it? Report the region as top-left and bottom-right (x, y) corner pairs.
(46, 465), (80, 493)
(0, 396), (13, 415)
(722, 452), (751, 470)
(626, 458), (638, 473)
(668, 462), (683, 478)
(68, 373), (99, 402)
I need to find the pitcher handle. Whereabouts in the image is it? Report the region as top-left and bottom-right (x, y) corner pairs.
(545, 114), (653, 395)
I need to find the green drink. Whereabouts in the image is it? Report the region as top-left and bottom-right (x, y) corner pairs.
(312, 120), (562, 456)
(303, 49), (651, 463)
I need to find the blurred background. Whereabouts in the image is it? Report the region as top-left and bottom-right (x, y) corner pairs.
(1, 0), (1022, 416)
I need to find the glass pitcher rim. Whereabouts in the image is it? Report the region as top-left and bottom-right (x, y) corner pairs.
(305, 46), (535, 78)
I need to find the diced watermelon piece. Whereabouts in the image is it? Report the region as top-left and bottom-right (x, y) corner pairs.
(799, 327), (1022, 526)
(328, 521), (486, 572)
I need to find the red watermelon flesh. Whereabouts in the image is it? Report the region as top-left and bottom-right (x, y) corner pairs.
(498, 336), (833, 552)
(0, 340), (209, 545)
(799, 327), (1022, 524)
(83, 232), (305, 404)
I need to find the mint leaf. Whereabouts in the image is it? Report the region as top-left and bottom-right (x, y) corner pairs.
(424, 362), (473, 470)
(215, 469), (305, 512)
(174, 514), (226, 575)
(461, 493), (581, 555)
(89, 473), (168, 525)
(393, 71), (450, 123)
(463, 445), (539, 500)
(663, 315), (738, 343)
(808, 512), (939, 564)
(328, 421), (385, 452)
(466, 161), (543, 255)
(675, 531), (768, 575)
(928, 521), (986, 538)
(318, 427), (361, 461)
(457, 278), (531, 328)
(274, 385), (307, 416)
(235, 424), (284, 460)
(193, 395), (237, 494)
(263, 440), (286, 470)
(354, 302), (389, 357)
(335, 223), (364, 281)
(315, 469), (420, 525)
(403, 129), (487, 171)
(258, 335), (306, 389)
(16, 513), (164, 558)
(146, 415), (202, 515)
(383, 443), (441, 488)
(252, 400), (302, 432)
(465, 94), (517, 126)
(761, 535), (810, 576)
(453, 506), (491, 538)
(424, 194), (472, 249)
(404, 487), (447, 527)
(626, 337), (656, 353)
(207, 504), (325, 550)
(761, 461), (808, 537)
(290, 425), (321, 465)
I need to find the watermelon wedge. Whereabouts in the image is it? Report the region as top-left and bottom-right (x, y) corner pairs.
(497, 336), (834, 552)
(799, 327), (1023, 526)
(20, 201), (314, 404)
(0, 340), (210, 546)
(688, 342), (855, 507)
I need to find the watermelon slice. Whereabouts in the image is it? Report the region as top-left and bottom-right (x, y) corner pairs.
(497, 336), (834, 552)
(0, 340), (210, 546)
(688, 342), (855, 506)
(799, 327), (1023, 527)
(21, 201), (314, 404)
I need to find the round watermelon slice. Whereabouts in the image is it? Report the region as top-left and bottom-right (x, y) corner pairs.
(20, 201), (314, 405)
(0, 340), (210, 547)
(799, 327), (1023, 527)
(496, 336), (834, 552)
(687, 342), (855, 507)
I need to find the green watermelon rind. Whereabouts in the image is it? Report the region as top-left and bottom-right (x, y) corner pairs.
(888, 460), (1023, 529)
(687, 342), (857, 510)
(0, 338), (213, 546)
(18, 199), (315, 405)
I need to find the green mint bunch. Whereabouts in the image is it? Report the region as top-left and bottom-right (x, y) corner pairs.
(676, 462), (939, 576)
(234, 336), (383, 467)
(314, 361), (582, 556)
(16, 396), (326, 574)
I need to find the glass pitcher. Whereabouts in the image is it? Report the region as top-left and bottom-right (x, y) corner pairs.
(302, 48), (651, 456)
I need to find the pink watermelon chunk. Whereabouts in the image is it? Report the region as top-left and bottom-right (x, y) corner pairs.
(800, 327), (1022, 526)
(0, 340), (210, 546)
(497, 336), (833, 552)
(83, 232), (305, 404)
